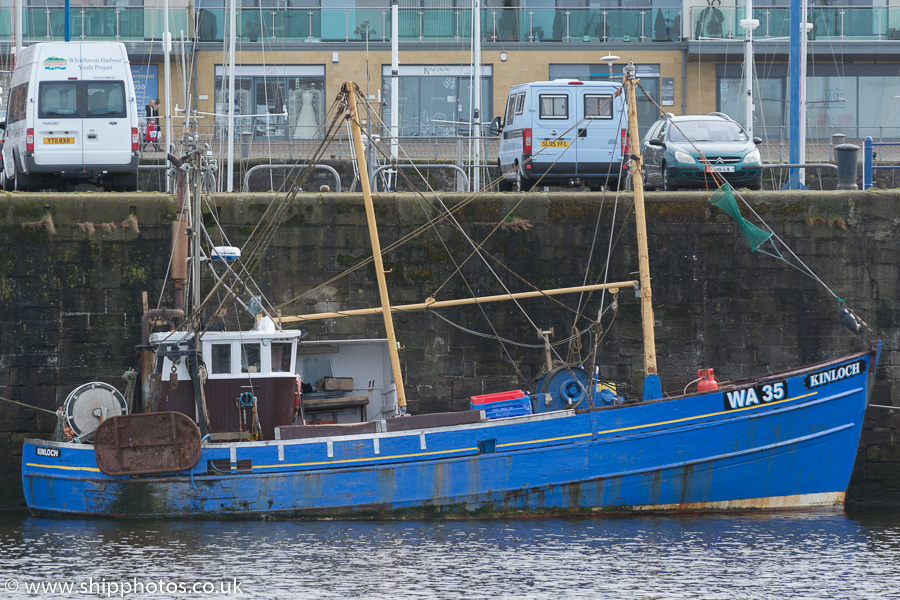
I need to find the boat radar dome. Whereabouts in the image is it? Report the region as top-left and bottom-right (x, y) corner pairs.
(211, 246), (241, 261)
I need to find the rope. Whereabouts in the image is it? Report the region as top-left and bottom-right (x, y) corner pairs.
(0, 395), (58, 415)
(122, 368), (138, 414)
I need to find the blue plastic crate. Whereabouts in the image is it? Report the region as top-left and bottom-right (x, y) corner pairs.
(471, 397), (533, 419)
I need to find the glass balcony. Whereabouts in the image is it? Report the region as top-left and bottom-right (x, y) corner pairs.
(691, 5), (900, 41)
(13, 6), (684, 44)
(18, 7), (187, 42)
(16, 5), (899, 45)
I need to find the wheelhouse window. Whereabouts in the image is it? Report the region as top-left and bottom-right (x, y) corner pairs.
(539, 94), (568, 119)
(585, 94), (612, 119)
(241, 343), (261, 373)
(210, 344), (232, 375)
(271, 342), (293, 372)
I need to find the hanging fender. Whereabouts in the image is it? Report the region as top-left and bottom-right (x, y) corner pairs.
(294, 377), (302, 413)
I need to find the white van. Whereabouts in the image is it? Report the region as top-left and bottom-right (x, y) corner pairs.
(491, 79), (628, 191)
(0, 42), (140, 192)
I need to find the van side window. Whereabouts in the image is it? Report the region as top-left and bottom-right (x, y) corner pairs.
(504, 95), (516, 126)
(515, 92), (525, 114)
(39, 82), (79, 118)
(8, 83), (28, 124)
(584, 94), (612, 119)
(539, 94), (567, 119)
(86, 82), (126, 117)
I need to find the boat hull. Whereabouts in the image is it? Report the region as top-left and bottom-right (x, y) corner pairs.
(22, 348), (879, 519)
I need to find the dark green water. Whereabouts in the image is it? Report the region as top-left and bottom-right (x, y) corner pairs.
(1, 508), (898, 599)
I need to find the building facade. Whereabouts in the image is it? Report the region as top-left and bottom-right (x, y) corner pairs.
(2, 0), (899, 159)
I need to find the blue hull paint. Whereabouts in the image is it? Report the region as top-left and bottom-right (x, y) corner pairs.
(22, 349), (878, 518)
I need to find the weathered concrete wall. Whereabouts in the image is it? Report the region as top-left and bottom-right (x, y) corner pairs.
(0, 190), (897, 507)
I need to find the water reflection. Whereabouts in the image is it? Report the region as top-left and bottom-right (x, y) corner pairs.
(1, 509), (899, 599)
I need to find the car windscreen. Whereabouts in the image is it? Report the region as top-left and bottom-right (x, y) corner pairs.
(668, 120), (748, 143)
(38, 81), (127, 118)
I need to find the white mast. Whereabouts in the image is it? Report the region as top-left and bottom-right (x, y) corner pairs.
(15, 0), (22, 56)
(390, 0), (399, 164)
(226, 0), (237, 191)
(163, 0), (172, 189)
(798, 0), (808, 185)
(471, 0), (482, 192)
(739, 2), (759, 138)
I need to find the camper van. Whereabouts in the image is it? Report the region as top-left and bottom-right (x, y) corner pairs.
(0, 42), (140, 192)
(492, 79), (627, 191)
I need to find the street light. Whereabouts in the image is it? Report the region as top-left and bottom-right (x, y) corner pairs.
(599, 54), (620, 80)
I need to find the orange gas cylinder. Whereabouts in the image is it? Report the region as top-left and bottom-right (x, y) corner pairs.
(697, 369), (718, 392)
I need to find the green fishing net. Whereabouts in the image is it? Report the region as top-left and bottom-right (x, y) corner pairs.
(709, 183), (773, 252)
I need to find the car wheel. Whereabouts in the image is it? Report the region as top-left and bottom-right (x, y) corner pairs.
(661, 165), (674, 191)
(516, 166), (533, 192)
(498, 177), (513, 192)
(0, 168), (11, 192)
(621, 173), (633, 191)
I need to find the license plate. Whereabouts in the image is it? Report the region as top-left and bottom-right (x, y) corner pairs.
(540, 140), (569, 148)
(706, 165), (735, 173)
(44, 137), (74, 145)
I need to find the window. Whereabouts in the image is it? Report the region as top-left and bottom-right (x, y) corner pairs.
(38, 80), (127, 119)
(539, 94), (568, 119)
(504, 94), (516, 126)
(39, 82), (79, 117)
(271, 342), (293, 372)
(380, 65), (493, 137)
(8, 82), (28, 124)
(85, 81), (126, 118)
(241, 343), (261, 373)
(585, 94), (612, 119)
(214, 65), (326, 140)
(515, 92), (526, 114)
(210, 344), (232, 375)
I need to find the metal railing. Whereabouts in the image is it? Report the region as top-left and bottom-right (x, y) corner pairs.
(9, 5), (900, 45)
(7, 6), (682, 44)
(690, 5), (900, 41)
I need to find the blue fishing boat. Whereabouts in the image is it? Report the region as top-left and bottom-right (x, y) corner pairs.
(21, 71), (881, 518)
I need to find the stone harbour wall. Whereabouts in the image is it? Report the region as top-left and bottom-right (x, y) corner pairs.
(0, 190), (897, 507)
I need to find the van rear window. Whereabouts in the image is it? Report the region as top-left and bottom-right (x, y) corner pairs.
(539, 94), (567, 119)
(38, 81), (127, 119)
(40, 82), (79, 117)
(585, 94), (613, 119)
(86, 82), (126, 117)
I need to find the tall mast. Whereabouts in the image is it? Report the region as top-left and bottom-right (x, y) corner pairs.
(623, 63), (661, 401)
(471, 0), (482, 191)
(740, 1), (759, 138)
(344, 82), (408, 412)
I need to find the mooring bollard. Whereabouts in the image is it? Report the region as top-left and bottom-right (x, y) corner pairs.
(831, 133), (846, 161)
(834, 143), (859, 190)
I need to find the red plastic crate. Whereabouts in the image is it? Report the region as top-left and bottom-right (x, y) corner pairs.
(470, 390), (526, 405)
